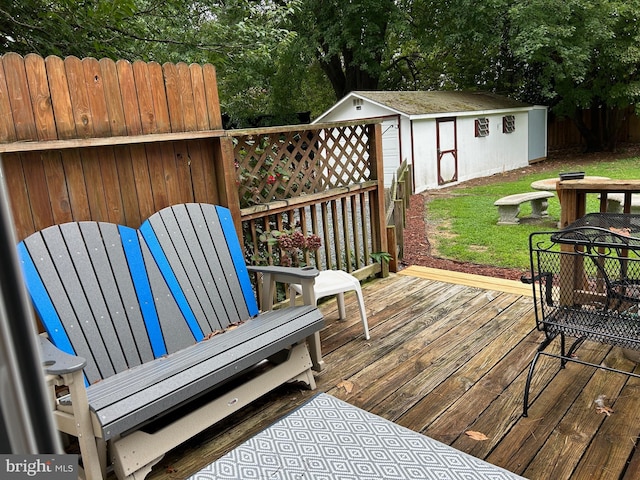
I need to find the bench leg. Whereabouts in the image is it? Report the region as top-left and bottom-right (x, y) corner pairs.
(497, 205), (520, 225)
(530, 198), (550, 218)
(308, 331), (326, 371)
(290, 367), (317, 390)
(64, 371), (105, 480)
(110, 342), (316, 479)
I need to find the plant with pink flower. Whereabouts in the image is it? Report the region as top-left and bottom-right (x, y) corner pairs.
(258, 228), (322, 267)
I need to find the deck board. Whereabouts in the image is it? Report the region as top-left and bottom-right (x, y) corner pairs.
(400, 265), (533, 296)
(134, 270), (640, 480)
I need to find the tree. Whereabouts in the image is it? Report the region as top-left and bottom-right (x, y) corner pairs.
(410, 0), (523, 94)
(510, 0), (640, 151)
(0, 0), (305, 126)
(0, 1), (297, 63)
(296, 0), (399, 100)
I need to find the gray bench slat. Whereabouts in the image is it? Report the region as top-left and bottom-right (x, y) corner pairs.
(85, 306), (317, 411)
(92, 223), (155, 367)
(60, 223), (131, 377)
(24, 223), (160, 384)
(91, 307), (323, 438)
(146, 206), (228, 332)
(148, 204), (250, 332)
(26, 226), (107, 382)
(138, 237), (197, 354)
(173, 203), (243, 324)
(185, 203), (251, 322)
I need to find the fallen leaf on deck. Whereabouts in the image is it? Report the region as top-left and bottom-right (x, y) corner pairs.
(465, 430), (489, 441)
(596, 405), (614, 416)
(337, 380), (354, 394)
(610, 227), (631, 237)
(594, 394), (614, 416)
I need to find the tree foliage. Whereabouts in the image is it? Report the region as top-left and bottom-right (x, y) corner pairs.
(0, 1), (296, 63)
(295, 0), (399, 99)
(2, 0), (640, 149)
(510, 0), (640, 150)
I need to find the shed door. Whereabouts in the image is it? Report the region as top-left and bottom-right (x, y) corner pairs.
(436, 117), (458, 185)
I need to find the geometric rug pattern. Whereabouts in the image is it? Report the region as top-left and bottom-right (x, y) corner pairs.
(189, 393), (526, 479)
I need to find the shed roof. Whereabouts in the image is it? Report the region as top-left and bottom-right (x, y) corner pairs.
(353, 91), (531, 116)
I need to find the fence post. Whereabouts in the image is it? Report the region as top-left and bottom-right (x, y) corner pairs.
(386, 225), (398, 273)
(213, 136), (243, 241)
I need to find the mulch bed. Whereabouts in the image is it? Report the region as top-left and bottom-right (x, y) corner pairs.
(400, 193), (527, 281)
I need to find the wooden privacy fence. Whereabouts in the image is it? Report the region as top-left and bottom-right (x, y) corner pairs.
(0, 53), (388, 300)
(0, 52), (230, 240)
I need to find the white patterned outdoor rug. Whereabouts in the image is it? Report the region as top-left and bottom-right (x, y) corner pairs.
(189, 393), (526, 480)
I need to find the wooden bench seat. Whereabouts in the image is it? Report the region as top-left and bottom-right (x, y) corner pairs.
(494, 191), (554, 224)
(19, 203), (325, 480)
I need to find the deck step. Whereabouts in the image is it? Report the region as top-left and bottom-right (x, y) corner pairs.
(399, 265), (532, 297)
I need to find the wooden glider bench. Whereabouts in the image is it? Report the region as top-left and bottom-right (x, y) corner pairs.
(18, 203), (325, 480)
(494, 191), (554, 225)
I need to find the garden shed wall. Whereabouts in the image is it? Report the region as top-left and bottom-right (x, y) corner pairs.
(314, 91), (547, 193)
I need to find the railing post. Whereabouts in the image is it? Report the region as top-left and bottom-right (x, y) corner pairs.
(368, 123), (388, 277)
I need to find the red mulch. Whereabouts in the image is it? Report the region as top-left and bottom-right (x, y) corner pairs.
(399, 144), (640, 281)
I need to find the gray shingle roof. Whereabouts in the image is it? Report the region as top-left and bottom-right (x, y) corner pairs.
(354, 91), (530, 115)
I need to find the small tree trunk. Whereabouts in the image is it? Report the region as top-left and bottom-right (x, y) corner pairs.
(572, 107), (601, 152)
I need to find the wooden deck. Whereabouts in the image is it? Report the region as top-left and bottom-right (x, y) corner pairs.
(144, 267), (640, 480)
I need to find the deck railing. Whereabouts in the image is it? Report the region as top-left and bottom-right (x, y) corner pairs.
(228, 122), (388, 287)
(385, 159), (412, 272)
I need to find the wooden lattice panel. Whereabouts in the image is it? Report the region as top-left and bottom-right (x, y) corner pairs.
(234, 126), (371, 207)
(317, 125), (371, 187)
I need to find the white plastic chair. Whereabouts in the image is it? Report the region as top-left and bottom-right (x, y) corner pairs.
(290, 270), (370, 340)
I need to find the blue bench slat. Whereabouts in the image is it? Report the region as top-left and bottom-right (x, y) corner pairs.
(120, 225), (167, 358)
(141, 204), (253, 333)
(138, 236), (200, 353)
(215, 205), (259, 317)
(23, 225), (105, 383)
(85, 223), (155, 368)
(142, 209), (229, 333)
(18, 242), (77, 360)
(20, 222), (186, 384)
(138, 221), (206, 340)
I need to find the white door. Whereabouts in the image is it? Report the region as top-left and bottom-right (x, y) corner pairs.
(436, 117), (458, 185)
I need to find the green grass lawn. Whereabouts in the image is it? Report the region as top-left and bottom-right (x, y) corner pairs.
(426, 156), (640, 271)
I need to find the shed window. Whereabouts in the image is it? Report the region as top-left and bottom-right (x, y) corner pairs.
(475, 118), (489, 137)
(353, 98), (363, 110)
(503, 115), (516, 133)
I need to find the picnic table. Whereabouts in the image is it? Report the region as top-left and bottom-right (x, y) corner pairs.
(557, 179), (640, 227)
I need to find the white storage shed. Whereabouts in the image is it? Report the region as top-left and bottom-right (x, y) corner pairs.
(313, 91), (548, 193)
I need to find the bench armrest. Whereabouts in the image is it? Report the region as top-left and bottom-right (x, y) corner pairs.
(247, 266), (319, 310)
(246, 265), (319, 283)
(38, 335), (86, 375)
